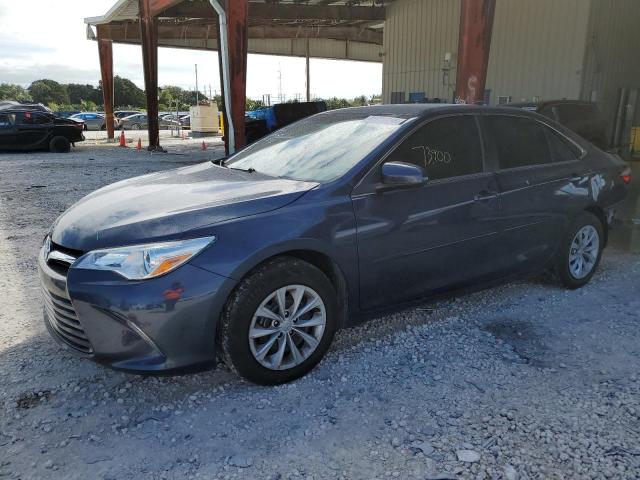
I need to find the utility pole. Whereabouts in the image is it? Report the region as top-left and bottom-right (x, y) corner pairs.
(195, 64), (199, 105)
(306, 37), (311, 102)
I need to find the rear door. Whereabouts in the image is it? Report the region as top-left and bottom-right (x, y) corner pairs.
(15, 112), (53, 148)
(352, 114), (502, 310)
(481, 114), (587, 274)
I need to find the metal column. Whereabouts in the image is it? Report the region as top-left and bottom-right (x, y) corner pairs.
(306, 38), (311, 102)
(139, 0), (161, 150)
(97, 26), (115, 141)
(455, 0), (496, 104)
(224, 0), (248, 151)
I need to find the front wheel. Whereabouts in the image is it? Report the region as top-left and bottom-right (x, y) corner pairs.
(219, 257), (338, 385)
(556, 212), (604, 289)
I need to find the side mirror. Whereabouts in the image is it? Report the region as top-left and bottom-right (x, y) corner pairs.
(381, 161), (427, 189)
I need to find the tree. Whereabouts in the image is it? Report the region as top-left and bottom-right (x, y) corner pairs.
(0, 83), (31, 102)
(105, 76), (146, 108)
(28, 79), (69, 105)
(67, 84), (101, 105)
(323, 97), (351, 110)
(246, 98), (265, 111)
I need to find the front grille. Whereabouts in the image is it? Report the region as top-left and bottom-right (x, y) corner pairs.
(47, 242), (83, 275)
(43, 289), (93, 354)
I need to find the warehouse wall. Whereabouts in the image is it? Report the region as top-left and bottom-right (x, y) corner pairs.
(382, 0), (592, 105)
(382, 0), (460, 104)
(580, 0), (640, 137)
(485, 0), (591, 105)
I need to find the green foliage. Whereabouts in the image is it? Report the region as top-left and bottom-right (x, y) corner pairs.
(111, 76), (146, 109)
(159, 85), (210, 111)
(323, 97), (352, 110)
(67, 84), (101, 105)
(28, 79), (69, 105)
(246, 98), (265, 111)
(0, 83), (31, 101)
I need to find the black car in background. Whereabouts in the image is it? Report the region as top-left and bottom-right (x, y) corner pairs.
(507, 100), (609, 150)
(0, 106), (84, 153)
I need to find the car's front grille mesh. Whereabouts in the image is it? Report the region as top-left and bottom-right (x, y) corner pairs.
(43, 289), (93, 354)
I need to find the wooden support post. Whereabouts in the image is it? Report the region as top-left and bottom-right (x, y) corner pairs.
(224, 0), (248, 150)
(139, 0), (161, 150)
(97, 26), (115, 140)
(455, 0), (496, 104)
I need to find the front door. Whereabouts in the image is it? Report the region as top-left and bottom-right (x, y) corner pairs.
(0, 113), (17, 148)
(352, 114), (502, 310)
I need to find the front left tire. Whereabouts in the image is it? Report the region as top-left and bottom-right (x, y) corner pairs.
(219, 257), (338, 385)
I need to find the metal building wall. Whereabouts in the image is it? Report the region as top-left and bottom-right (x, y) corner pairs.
(580, 0), (640, 131)
(382, 0), (592, 105)
(486, 0), (591, 105)
(382, 0), (461, 104)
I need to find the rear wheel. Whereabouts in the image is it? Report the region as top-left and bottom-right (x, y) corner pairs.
(219, 257), (338, 385)
(556, 212), (603, 289)
(49, 136), (71, 153)
(131, 124), (142, 131)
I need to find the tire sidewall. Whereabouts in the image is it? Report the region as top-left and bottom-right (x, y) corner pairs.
(222, 258), (338, 385)
(49, 136), (71, 153)
(557, 212), (604, 289)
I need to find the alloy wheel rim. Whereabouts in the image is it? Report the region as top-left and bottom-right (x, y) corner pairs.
(569, 225), (599, 279)
(248, 285), (326, 371)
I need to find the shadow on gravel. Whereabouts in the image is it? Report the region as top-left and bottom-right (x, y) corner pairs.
(482, 318), (551, 368)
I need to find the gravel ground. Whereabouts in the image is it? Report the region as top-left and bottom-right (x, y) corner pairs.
(0, 146), (639, 480)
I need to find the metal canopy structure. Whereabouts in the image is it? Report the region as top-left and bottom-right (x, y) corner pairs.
(86, 0), (388, 63)
(85, 0), (391, 151)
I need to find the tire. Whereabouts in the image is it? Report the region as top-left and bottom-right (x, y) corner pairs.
(83, 124), (88, 131)
(49, 136), (71, 153)
(556, 212), (604, 289)
(219, 257), (338, 385)
(131, 124), (141, 131)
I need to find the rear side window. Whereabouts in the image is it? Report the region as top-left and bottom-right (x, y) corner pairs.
(544, 127), (581, 162)
(387, 115), (484, 180)
(485, 115), (550, 169)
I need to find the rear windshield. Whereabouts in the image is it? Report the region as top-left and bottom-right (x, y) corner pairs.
(225, 113), (411, 183)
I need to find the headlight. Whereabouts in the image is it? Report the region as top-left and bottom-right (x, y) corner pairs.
(74, 236), (215, 280)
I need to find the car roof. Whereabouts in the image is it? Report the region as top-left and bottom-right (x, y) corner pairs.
(506, 99), (597, 110)
(316, 103), (546, 121)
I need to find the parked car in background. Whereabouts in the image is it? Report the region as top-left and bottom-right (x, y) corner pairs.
(244, 101), (327, 144)
(118, 113), (180, 130)
(39, 104), (630, 385)
(114, 110), (142, 120)
(68, 112), (117, 131)
(0, 105), (84, 152)
(506, 100), (609, 151)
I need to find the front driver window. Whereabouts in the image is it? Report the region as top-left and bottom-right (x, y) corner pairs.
(386, 115), (484, 180)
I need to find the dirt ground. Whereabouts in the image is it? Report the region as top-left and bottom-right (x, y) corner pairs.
(0, 144), (639, 480)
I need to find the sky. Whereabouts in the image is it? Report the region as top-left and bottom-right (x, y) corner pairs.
(0, 0), (383, 100)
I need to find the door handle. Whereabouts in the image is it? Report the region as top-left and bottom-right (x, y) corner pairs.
(474, 190), (499, 201)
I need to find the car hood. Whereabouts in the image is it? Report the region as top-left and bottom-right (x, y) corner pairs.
(51, 163), (318, 252)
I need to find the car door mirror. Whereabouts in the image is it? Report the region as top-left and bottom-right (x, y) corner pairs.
(380, 161), (427, 189)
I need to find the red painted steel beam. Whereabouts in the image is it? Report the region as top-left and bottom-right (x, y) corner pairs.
(455, 0), (496, 104)
(149, 0), (184, 17)
(97, 26), (115, 140)
(224, 0), (248, 150)
(139, 0), (161, 150)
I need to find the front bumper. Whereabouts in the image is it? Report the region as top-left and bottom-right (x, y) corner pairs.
(38, 245), (236, 372)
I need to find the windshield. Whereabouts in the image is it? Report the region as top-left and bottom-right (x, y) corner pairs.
(224, 113), (410, 182)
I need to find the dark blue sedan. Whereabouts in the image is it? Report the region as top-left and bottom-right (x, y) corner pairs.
(39, 105), (630, 384)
